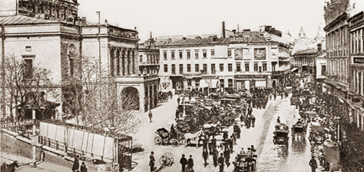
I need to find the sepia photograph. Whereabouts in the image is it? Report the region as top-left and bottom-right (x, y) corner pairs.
(1, 0), (364, 171)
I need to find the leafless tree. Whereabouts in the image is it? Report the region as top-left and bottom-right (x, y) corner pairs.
(1, 54), (60, 122)
(63, 55), (140, 134)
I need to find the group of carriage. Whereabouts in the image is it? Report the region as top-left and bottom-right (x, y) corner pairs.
(273, 119), (308, 145)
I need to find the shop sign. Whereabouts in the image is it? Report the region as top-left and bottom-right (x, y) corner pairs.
(235, 75), (254, 79)
(202, 76), (216, 79)
(353, 57), (364, 64)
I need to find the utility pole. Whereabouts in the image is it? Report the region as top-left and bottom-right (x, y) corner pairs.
(1, 24), (6, 118)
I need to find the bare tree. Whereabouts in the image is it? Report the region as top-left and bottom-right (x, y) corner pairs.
(63, 55), (140, 134)
(1, 54), (60, 121)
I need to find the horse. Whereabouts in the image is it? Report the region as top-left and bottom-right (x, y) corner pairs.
(1, 161), (19, 172)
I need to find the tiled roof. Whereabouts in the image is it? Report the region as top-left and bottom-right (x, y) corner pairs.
(0, 15), (57, 25)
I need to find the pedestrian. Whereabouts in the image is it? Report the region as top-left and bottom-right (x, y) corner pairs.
(203, 135), (209, 152)
(177, 97), (180, 105)
(309, 156), (318, 172)
(224, 148), (230, 167)
(202, 149), (208, 167)
(218, 153), (225, 172)
(80, 162), (87, 172)
(188, 155), (194, 172)
(240, 114), (244, 125)
(277, 116), (280, 124)
(148, 110), (153, 123)
(211, 136), (217, 153)
(175, 109), (180, 119)
(213, 150), (218, 167)
(251, 115), (256, 127)
(180, 154), (188, 172)
(274, 92), (277, 100)
(72, 155), (80, 172)
(149, 151), (155, 172)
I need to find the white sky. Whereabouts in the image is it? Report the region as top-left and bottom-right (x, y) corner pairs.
(78, 0), (326, 42)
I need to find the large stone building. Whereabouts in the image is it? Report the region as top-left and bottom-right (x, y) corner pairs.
(156, 24), (292, 93)
(138, 34), (160, 111)
(347, 0), (364, 131)
(1, 0), (151, 119)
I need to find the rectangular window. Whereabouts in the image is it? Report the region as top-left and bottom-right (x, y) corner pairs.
(195, 50), (199, 59)
(228, 79), (233, 88)
(203, 64), (207, 72)
(211, 64), (216, 73)
(203, 50), (207, 58)
(171, 51), (175, 59)
(228, 63), (232, 72)
(163, 51), (167, 60)
(322, 65), (326, 75)
(236, 63), (241, 72)
(172, 64), (176, 74)
(195, 64), (199, 72)
(139, 55), (143, 63)
(228, 49), (232, 57)
(70, 58), (75, 76)
(211, 49), (215, 56)
(24, 58), (33, 79)
(245, 64), (249, 72)
(179, 51), (183, 59)
(187, 51), (191, 59)
(263, 63), (267, 71)
(187, 64), (191, 72)
(164, 64), (168, 72)
(272, 62), (276, 71)
(188, 79), (192, 86)
(220, 64), (224, 72)
(254, 63), (258, 71)
(179, 64), (183, 74)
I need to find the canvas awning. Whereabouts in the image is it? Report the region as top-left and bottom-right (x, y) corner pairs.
(199, 80), (208, 88)
(199, 79), (219, 88)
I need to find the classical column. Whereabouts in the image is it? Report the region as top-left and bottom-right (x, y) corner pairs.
(122, 49), (126, 76)
(110, 48), (115, 77)
(150, 85), (153, 109)
(145, 86), (149, 111)
(116, 48), (120, 76)
(132, 50), (135, 74)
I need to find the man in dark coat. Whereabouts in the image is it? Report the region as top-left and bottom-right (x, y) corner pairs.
(72, 155), (80, 172)
(202, 149), (208, 167)
(149, 151), (155, 172)
(309, 156), (318, 172)
(180, 154), (188, 172)
(251, 115), (256, 128)
(148, 111), (153, 123)
(224, 148), (230, 167)
(80, 162), (87, 172)
(213, 150), (218, 167)
(188, 155), (194, 171)
(218, 153), (225, 172)
(211, 136), (217, 153)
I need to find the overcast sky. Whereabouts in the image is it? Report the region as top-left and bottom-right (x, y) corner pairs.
(78, 0), (326, 42)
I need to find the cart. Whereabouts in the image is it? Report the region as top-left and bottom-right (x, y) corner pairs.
(233, 154), (257, 172)
(309, 122), (325, 146)
(291, 120), (307, 141)
(273, 123), (289, 145)
(154, 128), (184, 147)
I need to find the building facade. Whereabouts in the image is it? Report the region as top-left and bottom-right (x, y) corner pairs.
(348, 5), (364, 131)
(157, 26), (292, 93)
(323, 0), (352, 145)
(0, 0), (150, 119)
(138, 36), (160, 111)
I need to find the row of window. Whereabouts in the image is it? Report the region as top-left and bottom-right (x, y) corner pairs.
(350, 28), (364, 54)
(163, 63), (268, 73)
(139, 54), (160, 64)
(163, 49), (218, 60)
(327, 59), (348, 82)
(327, 26), (348, 50)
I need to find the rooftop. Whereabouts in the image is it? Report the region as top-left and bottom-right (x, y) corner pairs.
(0, 15), (57, 25)
(294, 48), (318, 55)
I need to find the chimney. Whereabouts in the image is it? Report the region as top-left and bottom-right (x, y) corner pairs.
(232, 29), (236, 34)
(222, 21), (226, 38)
(317, 43), (322, 53)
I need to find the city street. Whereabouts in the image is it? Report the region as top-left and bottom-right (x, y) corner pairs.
(131, 94), (315, 172)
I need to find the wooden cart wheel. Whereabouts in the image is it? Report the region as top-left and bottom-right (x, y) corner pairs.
(170, 139), (179, 147)
(154, 136), (162, 145)
(159, 152), (174, 167)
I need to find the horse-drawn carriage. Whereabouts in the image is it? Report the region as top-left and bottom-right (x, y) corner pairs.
(273, 123), (289, 145)
(154, 128), (184, 146)
(309, 122), (325, 146)
(233, 154), (257, 172)
(291, 120), (307, 140)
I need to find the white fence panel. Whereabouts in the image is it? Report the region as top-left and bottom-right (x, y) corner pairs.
(72, 130), (84, 151)
(92, 134), (105, 158)
(47, 123), (57, 140)
(104, 137), (114, 160)
(55, 125), (65, 143)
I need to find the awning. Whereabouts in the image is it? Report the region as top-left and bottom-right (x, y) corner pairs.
(211, 79), (218, 88)
(291, 68), (298, 72)
(199, 80), (208, 88)
(199, 79), (218, 88)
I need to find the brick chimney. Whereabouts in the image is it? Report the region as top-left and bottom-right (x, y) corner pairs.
(317, 43), (322, 53)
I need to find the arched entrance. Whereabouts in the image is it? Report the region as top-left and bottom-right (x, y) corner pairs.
(121, 87), (140, 110)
